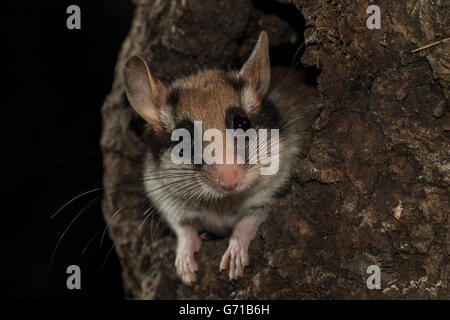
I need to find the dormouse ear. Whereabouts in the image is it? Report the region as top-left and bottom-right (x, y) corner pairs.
(239, 31), (271, 107)
(123, 56), (168, 132)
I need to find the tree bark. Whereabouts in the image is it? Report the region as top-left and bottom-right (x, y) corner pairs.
(101, 0), (449, 299)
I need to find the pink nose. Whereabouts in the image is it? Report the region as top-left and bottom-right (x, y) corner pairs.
(215, 164), (241, 191)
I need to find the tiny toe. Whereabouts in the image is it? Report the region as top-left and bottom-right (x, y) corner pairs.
(189, 258), (199, 272)
(229, 255), (236, 279)
(235, 254), (243, 277)
(180, 267), (196, 285)
(241, 250), (249, 267)
(183, 275), (192, 285)
(176, 261), (183, 276)
(220, 251), (230, 271)
(237, 266), (244, 277)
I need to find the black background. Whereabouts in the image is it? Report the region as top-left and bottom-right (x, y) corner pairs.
(4, 1), (134, 299)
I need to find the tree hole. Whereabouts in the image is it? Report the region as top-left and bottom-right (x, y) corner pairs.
(251, 0), (320, 86)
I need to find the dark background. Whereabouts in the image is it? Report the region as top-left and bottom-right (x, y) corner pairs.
(4, 1), (134, 299)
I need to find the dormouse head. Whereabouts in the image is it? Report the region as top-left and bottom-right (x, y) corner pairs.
(123, 31), (282, 200)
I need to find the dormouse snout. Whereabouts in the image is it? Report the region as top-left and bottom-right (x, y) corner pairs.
(213, 164), (242, 191)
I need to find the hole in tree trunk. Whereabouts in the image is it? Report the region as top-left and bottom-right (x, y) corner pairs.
(251, 0), (321, 86)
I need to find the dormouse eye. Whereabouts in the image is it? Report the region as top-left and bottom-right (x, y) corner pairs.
(233, 114), (251, 131)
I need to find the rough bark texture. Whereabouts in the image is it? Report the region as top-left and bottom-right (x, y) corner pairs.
(101, 0), (449, 299)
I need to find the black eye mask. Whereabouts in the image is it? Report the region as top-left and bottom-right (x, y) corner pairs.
(225, 106), (251, 130)
(225, 102), (282, 131)
(250, 98), (282, 130)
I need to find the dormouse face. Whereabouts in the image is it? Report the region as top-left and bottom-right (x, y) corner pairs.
(123, 31), (282, 200)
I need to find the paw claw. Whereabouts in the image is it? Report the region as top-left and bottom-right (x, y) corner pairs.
(220, 239), (249, 280)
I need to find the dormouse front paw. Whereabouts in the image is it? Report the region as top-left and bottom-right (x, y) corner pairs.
(175, 228), (202, 285)
(219, 237), (250, 280)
